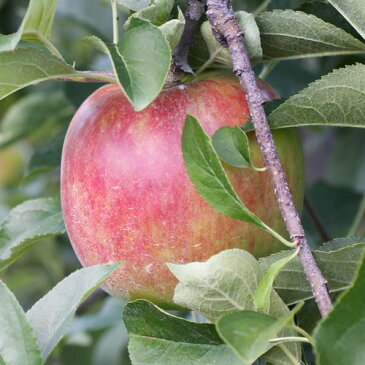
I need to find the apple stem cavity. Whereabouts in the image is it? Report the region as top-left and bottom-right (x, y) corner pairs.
(205, 0), (332, 317)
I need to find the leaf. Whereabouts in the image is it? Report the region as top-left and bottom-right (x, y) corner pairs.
(325, 127), (365, 193)
(0, 197), (65, 274)
(182, 115), (271, 231)
(313, 250), (365, 365)
(124, 300), (243, 365)
(0, 282), (42, 365)
(69, 297), (124, 334)
(303, 182), (363, 244)
(327, 0), (365, 40)
(270, 0), (316, 9)
(26, 263), (120, 359)
(91, 324), (128, 365)
(82, 36), (109, 54)
(298, 2), (363, 41)
(0, 92), (73, 148)
(115, 0), (151, 11)
(212, 126), (261, 169)
(216, 304), (302, 365)
(268, 64), (365, 129)
(256, 10), (365, 60)
(254, 248), (299, 310)
(0, 48), (115, 101)
(169, 249), (275, 321)
(105, 18), (171, 111)
(124, 0), (174, 29)
(159, 19), (185, 50)
(0, 0), (60, 56)
(169, 249), (301, 364)
(26, 126), (67, 178)
(200, 11), (263, 65)
(259, 238), (365, 305)
(232, 0), (267, 12)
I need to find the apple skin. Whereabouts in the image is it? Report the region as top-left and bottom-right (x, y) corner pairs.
(61, 78), (304, 307)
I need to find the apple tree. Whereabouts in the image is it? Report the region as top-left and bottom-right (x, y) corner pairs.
(0, 0), (365, 364)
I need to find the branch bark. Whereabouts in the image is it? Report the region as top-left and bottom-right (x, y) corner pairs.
(170, 0), (206, 78)
(205, 0), (332, 317)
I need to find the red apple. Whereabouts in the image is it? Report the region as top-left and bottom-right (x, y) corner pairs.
(61, 77), (304, 307)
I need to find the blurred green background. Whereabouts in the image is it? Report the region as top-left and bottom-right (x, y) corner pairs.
(0, 0), (364, 364)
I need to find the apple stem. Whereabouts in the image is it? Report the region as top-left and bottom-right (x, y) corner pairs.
(111, 0), (119, 44)
(170, 0), (206, 80)
(205, 0), (333, 317)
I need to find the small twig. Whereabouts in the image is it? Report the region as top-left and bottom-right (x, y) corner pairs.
(111, 0), (120, 44)
(258, 60), (278, 80)
(304, 196), (332, 243)
(206, 0), (332, 317)
(348, 193), (365, 236)
(253, 0), (271, 15)
(170, 0), (206, 78)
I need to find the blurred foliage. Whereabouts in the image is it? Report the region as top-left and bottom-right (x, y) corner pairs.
(0, 0), (364, 364)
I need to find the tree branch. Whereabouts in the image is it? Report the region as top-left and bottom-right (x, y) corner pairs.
(205, 0), (332, 317)
(170, 0), (206, 77)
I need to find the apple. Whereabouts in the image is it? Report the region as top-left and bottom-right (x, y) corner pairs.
(61, 77), (304, 307)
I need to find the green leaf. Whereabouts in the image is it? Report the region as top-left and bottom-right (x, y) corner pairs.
(212, 126), (262, 170)
(26, 126), (67, 178)
(200, 11), (263, 65)
(0, 197), (65, 274)
(82, 36), (109, 54)
(124, 0), (174, 29)
(169, 249), (301, 364)
(232, 0), (267, 13)
(169, 249), (278, 321)
(259, 238), (365, 304)
(159, 19), (185, 50)
(0, 92), (73, 148)
(124, 300), (243, 365)
(105, 18), (171, 111)
(0, 0), (60, 56)
(327, 0), (365, 40)
(182, 115), (271, 231)
(26, 263), (120, 359)
(325, 129), (365, 193)
(91, 324), (127, 365)
(69, 297), (124, 334)
(298, 2), (363, 41)
(313, 250), (365, 365)
(254, 248), (299, 310)
(303, 182), (363, 244)
(0, 354), (5, 365)
(268, 64), (365, 129)
(256, 10), (365, 60)
(115, 0), (151, 11)
(0, 48), (115, 101)
(0, 282), (42, 365)
(270, 0), (324, 9)
(216, 304), (302, 365)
